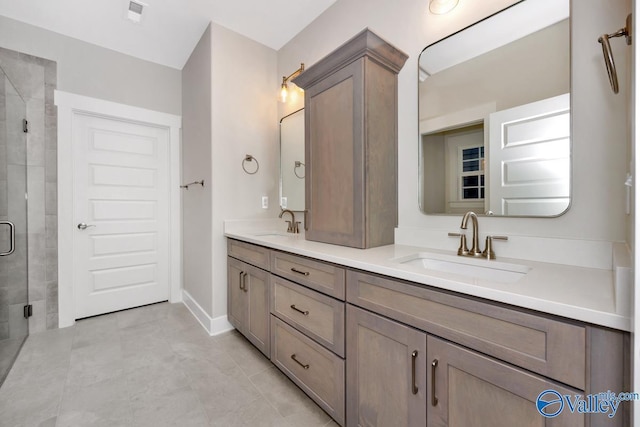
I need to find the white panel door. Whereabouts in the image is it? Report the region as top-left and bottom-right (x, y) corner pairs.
(488, 93), (570, 216)
(73, 113), (170, 318)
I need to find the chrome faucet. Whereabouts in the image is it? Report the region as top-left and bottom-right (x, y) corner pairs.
(279, 209), (300, 234)
(460, 211), (482, 257)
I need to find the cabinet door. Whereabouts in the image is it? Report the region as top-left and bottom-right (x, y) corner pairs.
(305, 59), (365, 248)
(346, 304), (427, 427)
(227, 257), (270, 357)
(227, 257), (247, 331)
(245, 262), (270, 357)
(427, 335), (584, 427)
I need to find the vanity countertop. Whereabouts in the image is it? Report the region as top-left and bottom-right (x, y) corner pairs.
(224, 223), (630, 332)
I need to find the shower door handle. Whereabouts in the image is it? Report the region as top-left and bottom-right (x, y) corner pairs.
(0, 221), (15, 256)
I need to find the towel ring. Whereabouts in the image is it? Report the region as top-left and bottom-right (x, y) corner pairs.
(242, 154), (259, 175)
(598, 13), (632, 94)
(294, 161), (305, 179)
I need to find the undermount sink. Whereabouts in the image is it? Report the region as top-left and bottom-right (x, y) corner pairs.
(391, 252), (530, 284)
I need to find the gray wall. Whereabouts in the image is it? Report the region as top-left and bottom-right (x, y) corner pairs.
(182, 24), (213, 315)
(0, 15), (181, 115)
(181, 22), (278, 323)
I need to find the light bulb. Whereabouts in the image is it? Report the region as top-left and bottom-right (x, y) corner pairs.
(280, 82), (288, 103)
(429, 0), (459, 14)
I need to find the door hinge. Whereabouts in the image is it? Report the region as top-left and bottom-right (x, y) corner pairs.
(22, 119), (28, 133)
(23, 304), (33, 319)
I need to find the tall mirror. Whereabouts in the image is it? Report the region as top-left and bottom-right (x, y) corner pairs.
(419, 0), (571, 217)
(280, 109), (305, 211)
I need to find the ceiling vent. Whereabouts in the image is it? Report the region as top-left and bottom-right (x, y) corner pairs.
(126, 0), (147, 23)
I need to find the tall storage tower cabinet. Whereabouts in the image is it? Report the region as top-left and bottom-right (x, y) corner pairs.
(293, 29), (408, 249)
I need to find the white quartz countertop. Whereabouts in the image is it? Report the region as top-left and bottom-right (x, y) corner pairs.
(224, 224), (630, 332)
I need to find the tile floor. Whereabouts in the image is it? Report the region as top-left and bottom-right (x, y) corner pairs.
(0, 302), (339, 427)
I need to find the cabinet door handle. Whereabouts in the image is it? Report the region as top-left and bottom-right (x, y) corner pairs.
(411, 350), (419, 395)
(291, 354), (310, 370)
(304, 210), (308, 231)
(290, 304), (309, 316)
(239, 271), (245, 290)
(431, 359), (439, 406)
(290, 267), (310, 276)
(242, 272), (248, 292)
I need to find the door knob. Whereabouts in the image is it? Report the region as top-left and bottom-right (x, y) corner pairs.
(77, 223), (96, 230)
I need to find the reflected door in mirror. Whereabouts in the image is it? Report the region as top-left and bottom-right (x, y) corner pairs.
(418, 0), (571, 217)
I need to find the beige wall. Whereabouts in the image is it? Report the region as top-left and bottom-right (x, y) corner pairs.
(209, 23), (279, 319)
(0, 15), (181, 115)
(278, 0), (631, 248)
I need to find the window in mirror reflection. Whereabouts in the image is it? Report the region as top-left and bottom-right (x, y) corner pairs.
(418, 0), (571, 217)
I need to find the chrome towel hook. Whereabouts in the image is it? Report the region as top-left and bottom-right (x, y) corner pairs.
(598, 13), (632, 94)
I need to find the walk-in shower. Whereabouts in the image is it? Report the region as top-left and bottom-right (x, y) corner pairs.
(0, 65), (29, 385)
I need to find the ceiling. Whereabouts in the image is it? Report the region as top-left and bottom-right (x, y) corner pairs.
(0, 0), (337, 70)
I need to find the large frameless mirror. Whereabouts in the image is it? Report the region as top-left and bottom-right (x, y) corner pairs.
(418, 0), (571, 217)
(280, 109), (305, 211)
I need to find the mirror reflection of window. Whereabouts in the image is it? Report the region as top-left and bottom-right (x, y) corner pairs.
(418, 0), (571, 217)
(280, 109), (305, 211)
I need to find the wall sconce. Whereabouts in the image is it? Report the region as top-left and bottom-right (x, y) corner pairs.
(280, 63), (305, 103)
(429, 0), (459, 14)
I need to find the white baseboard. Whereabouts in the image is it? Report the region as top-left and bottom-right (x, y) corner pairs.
(182, 290), (235, 336)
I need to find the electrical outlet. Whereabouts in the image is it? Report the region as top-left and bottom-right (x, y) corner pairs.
(261, 196), (269, 209)
(281, 197), (287, 208)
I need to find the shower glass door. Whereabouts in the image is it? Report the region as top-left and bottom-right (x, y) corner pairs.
(0, 66), (28, 385)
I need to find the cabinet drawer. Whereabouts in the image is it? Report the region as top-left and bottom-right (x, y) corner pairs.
(347, 270), (586, 390)
(227, 239), (270, 270)
(271, 316), (345, 426)
(271, 275), (345, 357)
(271, 251), (345, 300)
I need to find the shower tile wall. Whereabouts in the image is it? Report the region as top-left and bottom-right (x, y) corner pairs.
(0, 48), (57, 333)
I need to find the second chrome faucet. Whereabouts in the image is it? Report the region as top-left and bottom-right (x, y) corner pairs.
(449, 211), (508, 260)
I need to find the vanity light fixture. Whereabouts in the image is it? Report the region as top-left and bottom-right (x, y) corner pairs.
(429, 0), (459, 14)
(280, 63), (305, 103)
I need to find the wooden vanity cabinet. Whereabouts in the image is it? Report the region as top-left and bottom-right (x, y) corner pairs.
(292, 29), (408, 249)
(346, 270), (627, 427)
(227, 241), (271, 357)
(227, 239), (629, 427)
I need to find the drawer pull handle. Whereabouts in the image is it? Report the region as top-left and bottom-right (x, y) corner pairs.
(291, 267), (310, 276)
(290, 304), (309, 316)
(239, 271), (245, 291)
(431, 359), (439, 406)
(291, 354), (309, 370)
(411, 350), (419, 395)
